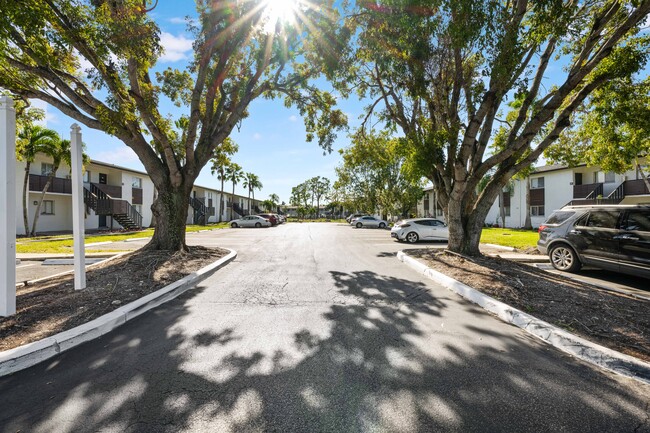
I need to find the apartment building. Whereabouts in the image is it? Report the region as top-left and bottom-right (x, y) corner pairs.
(416, 161), (650, 228)
(16, 155), (262, 236)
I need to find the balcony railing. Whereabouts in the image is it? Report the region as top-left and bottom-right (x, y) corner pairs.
(624, 179), (650, 196)
(573, 183), (602, 199)
(93, 183), (122, 198)
(28, 174), (72, 194)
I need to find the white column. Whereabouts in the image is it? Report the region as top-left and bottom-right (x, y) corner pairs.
(70, 124), (86, 290)
(0, 96), (16, 316)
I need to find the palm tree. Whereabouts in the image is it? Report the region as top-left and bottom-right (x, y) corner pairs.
(210, 139), (238, 222)
(225, 163), (243, 220)
(16, 125), (59, 236)
(269, 193), (280, 213)
(243, 173), (263, 213)
(30, 139), (90, 236)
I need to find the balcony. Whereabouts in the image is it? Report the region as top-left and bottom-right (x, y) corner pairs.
(573, 183), (602, 199)
(29, 174), (72, 194)
(530, 188), (545, 206)
(93, 183), (122, 198)
(624, 179), (650, 196)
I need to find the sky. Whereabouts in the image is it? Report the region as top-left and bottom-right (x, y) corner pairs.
(33, 2), (650, 204)
(37, 1), (363, 205)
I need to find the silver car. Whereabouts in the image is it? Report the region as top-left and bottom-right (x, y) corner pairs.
(230, 215), (271, 228)
(352, 215), (388, 229)
(391, 218), (448, 243)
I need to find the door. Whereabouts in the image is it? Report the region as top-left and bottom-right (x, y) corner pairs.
(99, 173), (107, 184)
(574, 210), (621, 272)
(429, 220), (449, 240)
(413, 220), (433, 239)
(574, 173), (583, 186)
(617, 209), (650, 278)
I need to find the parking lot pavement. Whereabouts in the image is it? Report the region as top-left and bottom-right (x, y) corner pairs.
(534, 263), (650, 300)
(16, 261), (74, 284)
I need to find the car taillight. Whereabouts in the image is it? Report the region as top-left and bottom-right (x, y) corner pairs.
(538, 225), (546, 233)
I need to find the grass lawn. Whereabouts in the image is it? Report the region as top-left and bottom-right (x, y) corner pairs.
(16, 223), (230, 254)
(480, 228), (540, 250)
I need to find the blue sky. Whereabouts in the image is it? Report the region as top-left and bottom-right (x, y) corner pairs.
(38, 1), (361, 204)
(35, 2), (650, 204)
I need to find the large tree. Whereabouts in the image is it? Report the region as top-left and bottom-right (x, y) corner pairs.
(0, 0), (346, 250)
(336, 131), (424, 219)
(340, 0), (650, 255)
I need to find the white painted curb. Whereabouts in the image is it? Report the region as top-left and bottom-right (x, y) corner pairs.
(481, 243), (516, 252)
(0, 249), (237, 377)
(397, 250), (650, 385)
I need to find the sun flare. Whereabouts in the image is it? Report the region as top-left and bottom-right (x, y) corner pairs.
(262, 0), (299, 31)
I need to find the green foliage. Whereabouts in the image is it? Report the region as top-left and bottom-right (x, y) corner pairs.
(335, 131), (425, 217)
(0, 0), (349, 249)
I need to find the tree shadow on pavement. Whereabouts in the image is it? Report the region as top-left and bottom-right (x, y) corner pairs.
(1, 272), (649, 433)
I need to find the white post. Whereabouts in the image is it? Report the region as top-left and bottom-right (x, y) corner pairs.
(0, 96), (16, 316)
(70, 124), (86, 290)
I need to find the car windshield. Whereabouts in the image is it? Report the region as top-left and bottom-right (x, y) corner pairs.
(544, 211), (575, 225)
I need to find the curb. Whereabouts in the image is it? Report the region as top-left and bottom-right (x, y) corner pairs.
(481, 243), (516, 251)
(397, 250), (650, 385)
(0, 249), (237, 377)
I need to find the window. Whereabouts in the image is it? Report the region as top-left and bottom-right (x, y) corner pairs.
(622, 211), (650, 232)
(415, 220), (430, 226)
(41, 163), (54, 176)
(530, 177), (544, 189)
(132, 177), (142, 188)
(531, 205), (545, 216)
(545, 211), (576, 225)
(42, 200), (54, 215)
(604, 172), (615, 184)
(504, 206), (511, 217)
(83, 170), (90, 183)
(585, 211), (619, 229)
(436, 207), (443, 216)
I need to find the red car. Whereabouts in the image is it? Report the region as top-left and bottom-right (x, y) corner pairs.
(257, 213), (278, 226)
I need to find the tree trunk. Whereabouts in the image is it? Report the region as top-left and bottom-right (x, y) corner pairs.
(523, 179), (532, 230)
(23, 162), (31, 237)
(146, 185), (190, 251)
(30, 167), (58, 237)
(636, 159), (650, 193)
(218, 176), (225, 223)
(446, 191), (494, 256)
(499, 190), (506, 228)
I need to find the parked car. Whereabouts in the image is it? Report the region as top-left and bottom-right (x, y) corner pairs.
(537, 205), (650, 278)
(391, 218), (449, 243)
(346, 213), (368, 223)
(230, 215), (271, 228)
(257, 213), (278, 226)
(352, 216), (388, 229)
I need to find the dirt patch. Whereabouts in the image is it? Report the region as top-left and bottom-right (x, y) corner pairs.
(0, 246), (228, 351)
(406, 249), (650, 363)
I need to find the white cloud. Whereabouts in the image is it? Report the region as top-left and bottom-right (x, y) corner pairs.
(94, 146), (140, 165)
(159, 32), (194, 62)
(169, 16), (197, 25)
(289, 115), (298, 122)
(253, 133), (262, 140)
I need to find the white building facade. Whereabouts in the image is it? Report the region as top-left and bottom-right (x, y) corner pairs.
(16, 155), (262, 236)
(416, 161), (650, 229)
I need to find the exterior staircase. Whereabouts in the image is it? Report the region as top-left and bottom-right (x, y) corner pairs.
(189, 196), (214, 225)
(232, 202), (248, 217)
(83, 183), (142, 230)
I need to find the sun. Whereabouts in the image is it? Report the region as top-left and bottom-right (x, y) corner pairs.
(262, 0), (299, 31)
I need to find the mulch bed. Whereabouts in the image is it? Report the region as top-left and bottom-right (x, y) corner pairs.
(0, 246), (228, 352)
(406, 249), (650, 363)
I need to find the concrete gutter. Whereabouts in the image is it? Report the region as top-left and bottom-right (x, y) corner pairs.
(0, 249), (237, 377)
(397, 250), (650, 385)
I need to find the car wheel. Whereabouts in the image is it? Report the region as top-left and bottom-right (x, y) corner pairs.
(255, 222), (261, 228)
(356, 222), (362, 228)
(231, 222), (238, 228)
(549, 244), (582, 272)
(379, 222), (386, 229)
(406, 232), (419, 243)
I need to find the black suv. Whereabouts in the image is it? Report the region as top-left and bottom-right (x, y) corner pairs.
(537, 205), (650, 278)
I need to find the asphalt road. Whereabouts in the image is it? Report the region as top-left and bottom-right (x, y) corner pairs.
(2, 223), (649, 432)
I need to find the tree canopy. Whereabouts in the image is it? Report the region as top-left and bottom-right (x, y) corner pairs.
(0, 0), (347, 249)
(337, 0), (650, 254)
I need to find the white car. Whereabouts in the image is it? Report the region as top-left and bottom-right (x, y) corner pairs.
(230, 215), (271, 228)
(352, 215), (388, 229)
(391, 218), (448, 243)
